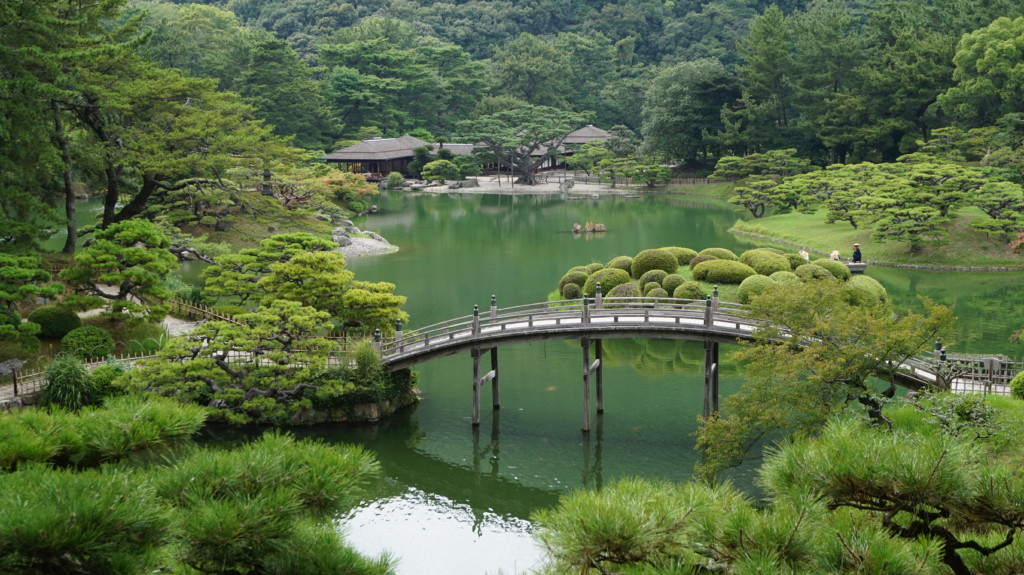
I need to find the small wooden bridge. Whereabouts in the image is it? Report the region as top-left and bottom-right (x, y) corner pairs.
(375, 294), (1021, 430)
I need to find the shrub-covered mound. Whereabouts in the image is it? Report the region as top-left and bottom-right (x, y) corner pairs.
(673, 281), (705, 300)
(794, 263), (835, 281)
(583, 268), (631, 296)
(740, 249), (792, 276)
(647, 287), (669, 298)
(847, 275), (888, 303)
(738, 275), (777, 304)
(559, 270), (590, 292)
(561, 283), (582, 300)
(61, 326), (115, 360)
(606, 256), (633, 273)
(697, 247), (738, 261)
(638, 269), (669, 286)
(584, 262), (605, 274)
(785, 253), (809, 269)
(1011, 371), (1024, 400)
(631, 249), (679, 279)
(769, 270), (800, 284)
(811, 258), (852, 281)
(28, 305), (82, 339)
(606, 283), (641, 298)
(692, 260), (757, 284)
(661, 246), (699, 266)
(661, 274), (685, 294)
(689, 254), (718, 270)
(643, 282), (662, 296)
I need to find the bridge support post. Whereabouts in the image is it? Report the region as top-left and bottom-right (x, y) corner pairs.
(471, 346), (496, 427)
(491, 347), (500, 410)
(703, 337), (719, 418)
(581, 337), (592, 431)
(595, 339), (604, 413)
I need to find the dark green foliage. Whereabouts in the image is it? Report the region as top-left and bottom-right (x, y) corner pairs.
(1011, 372), (1024, 400)
(689, 254), (719, 270)
(697, 247), (738, 261)
(631, 249), (679, 279)
(27, 305), (81, 339)
(785, 253), (809, 269)
(41, 353), (91, 411)
(810, 258), (852, 281)
(661, 246), (698, 266)
(673, 282), (705, 300)
(739, 249), (792, 276)
(692, 260), (758, 284)
(89, 364), (127, 402)
(606, 256), (633, 273)
(561, 283), (582, 300)
(847, 275), (888, 303)
(794, 263), (835, 281)
(0, 309), (19, 328)
(661, 274), (685, 294)
(769, 271), (801, 284)
(386, 171), (405, 189)
(558, 270), (590, 292)
(582, 268), (631, 297)
(584, 262), (605, 274)
(738, 275), (777, 304)
(647, 287), (668, 298)
(606, 283), (641, 298)
(60, 325), (115, 360)
(638, 269), (669, 286)
(643, 282), (662, 296)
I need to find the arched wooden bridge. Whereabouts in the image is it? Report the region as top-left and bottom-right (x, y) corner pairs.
(377, 294), (1020, 431)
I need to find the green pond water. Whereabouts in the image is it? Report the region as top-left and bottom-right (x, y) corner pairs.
(54, 193), (1024, 574)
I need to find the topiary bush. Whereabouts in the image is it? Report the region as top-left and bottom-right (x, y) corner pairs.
(606, 256), (633, 273)
(89, 364), (128, 402)
(61, 326), (115, 360)
(661, 274), (685, 294)
(697, 247), (738, 261)
(582, 268), (631, 297)
(643, 282), (662, 296)
(840, 281), (877, 307)
(561, 283), (582, 300)
(847, 275), (888, 303)
(42, 353), (92, 411)
(28, 305), (82, 339)
(811, 258), (852, 281)
(692, 260), (758, 284)
(794, 263), (835, 281)
(1011, 371), (1024, 400)
(647, 287), (668, 298)
(386, 171), (405, 190)
(738, 275), (777, 304)
(673, 281), (705, 300)
(689, 254), (718, 270)
(739, 249), (792, 276)
(769, 271), (801, 284)
(605, 282), (641, 307)
(638, 269), (669, 286)
(785, 253), (809, 269)
(584, 262), (606, 274)
(631, 249), (679, 279)
(559, 270), (591, 292)
(661, 246), (699, 266)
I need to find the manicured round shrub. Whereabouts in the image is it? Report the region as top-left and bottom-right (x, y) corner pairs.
(647, 287), (669, 298)
(584, 262), (606, 274)
(673, 281), (705, 300)
(1011, 371), (1024, 400)
(692, 260), (758, 284)
(61, 326), (115, 360)
(738, 275), (777, 304)
(28, 305), (82, 339)
(661, 246), (699, 265)
(631, 249), (680, 279)
(606, 256), (633, 273)
(785, 253), (809, 269)
(582, 267), (631, 297)
(847, 275), (888, 303)
(568, 266), (591, 274)
(386, 171), (405, 189)
(606, 283), (641, 298)
(757, 247), (785, 254)
(89, 364), (127, 402)
(697, 247), (738, 261)
(811, 258), (852, 281)
(661, 274), (685, 294)
(689, 254), (718, 270)
(643, 282), (662, 296)
(769, 271), (801, 284)
(638, 269), (669, 286)
(739, 249), (792, 276)
(794, 263), (835, 281)
(561, 283), (582, 300)
(559, 270), (590, 292)
(840, 281), (877, 307)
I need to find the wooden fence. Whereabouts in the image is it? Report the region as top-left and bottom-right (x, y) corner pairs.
(536, 172), (728, 187)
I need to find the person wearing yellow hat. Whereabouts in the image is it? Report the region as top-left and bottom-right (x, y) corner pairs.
(852, 243), (862, 263)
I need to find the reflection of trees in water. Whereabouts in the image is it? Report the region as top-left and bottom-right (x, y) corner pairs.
(593, 338), (744, 378)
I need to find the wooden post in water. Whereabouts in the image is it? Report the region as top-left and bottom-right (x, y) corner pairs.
(703, 337), (719, 418)
(491, 347), (500, 410)
(595, 339), (604, 413)
(581, 336), (591, 431)
(471, 346), (496, 427)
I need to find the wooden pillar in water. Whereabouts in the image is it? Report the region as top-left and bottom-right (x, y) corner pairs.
(581, 336), (592, 431)
(595, 339), (604, 413)
(703, 337), (720, 418)
(490, 347), (500, 410)
(472, 347), (481, 426)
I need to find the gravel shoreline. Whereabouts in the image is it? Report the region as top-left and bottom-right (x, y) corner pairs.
(337, 236), (400, 258)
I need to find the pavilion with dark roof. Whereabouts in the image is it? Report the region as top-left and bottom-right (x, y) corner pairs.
(321, 134), (474, 180)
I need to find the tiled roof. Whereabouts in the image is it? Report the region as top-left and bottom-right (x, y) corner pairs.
(563, 125), (611, 145)
(322, 135), (477, 161)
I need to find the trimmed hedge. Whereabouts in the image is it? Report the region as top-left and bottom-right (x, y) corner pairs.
(697, 247), (738, 261)
(673, 281), (705, 300)
(692, 260), (758, 284)
(689, 254), (718, 270)
(794, 263), (835, 281)
(561, 283), (582, 300)
(785, 253), (809, 269)
(28, 305), (82, 339)
(738, 275), (777, 304)
(606, 256), (633, 273)
(643, 282), (662, 296)
(582, 268), (631, 296)
(607, 283), (641, 298)
(559, 270), (590, 292)
(647, 287), (669, 298)
(661, 274), (685, 294)
(769, 270), (801, 284)
(847, 275), (888, 303)
(61, 326), (115, 360)
(638, 269), (669, 286)
(811, 258), (852, 281)
(661, 246), (699, 265)
(739, 249), (792, 276)
(89, 364), (127, 402)
(1011, 371), (1024, 400)
(631, 249), (679, 279)
(584, 262), (606, 274)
